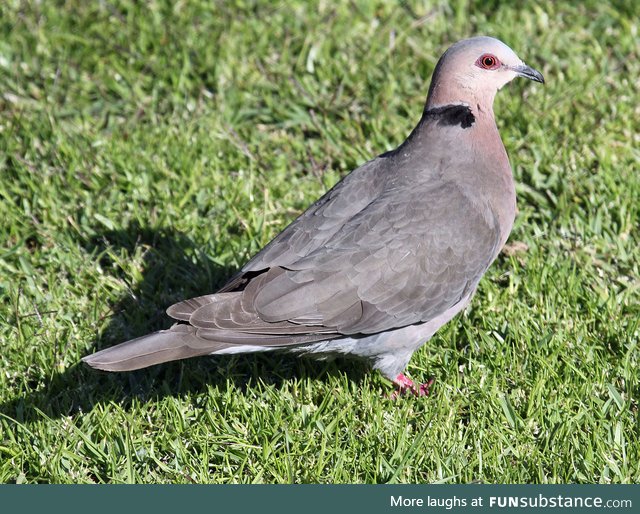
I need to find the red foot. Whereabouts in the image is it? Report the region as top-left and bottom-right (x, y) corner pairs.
(390, 373), (434, 399)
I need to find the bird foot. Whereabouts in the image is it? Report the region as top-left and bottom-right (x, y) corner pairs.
(390, 374), (434, 399)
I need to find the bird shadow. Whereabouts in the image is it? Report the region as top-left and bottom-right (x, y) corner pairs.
(1, 222), (368, 423)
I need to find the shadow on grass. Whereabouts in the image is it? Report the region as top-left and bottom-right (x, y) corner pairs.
(1, 222), (368, 422)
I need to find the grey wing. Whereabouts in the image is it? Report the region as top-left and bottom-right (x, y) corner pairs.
(218, 156), (389, 292)
(247, 181), (502, 335)
(169, 180), (501, 344)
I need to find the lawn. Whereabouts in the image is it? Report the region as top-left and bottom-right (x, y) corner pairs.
(0, 0), (638, 483)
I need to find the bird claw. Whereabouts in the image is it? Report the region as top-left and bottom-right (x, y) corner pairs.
(389, 374), (434, 399)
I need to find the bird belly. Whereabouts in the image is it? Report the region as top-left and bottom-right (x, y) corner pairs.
(210, 345), (275, 355)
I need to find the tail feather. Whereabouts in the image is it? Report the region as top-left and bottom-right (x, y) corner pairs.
(82, 324), (229, 372)
(166, 294), (220, 321)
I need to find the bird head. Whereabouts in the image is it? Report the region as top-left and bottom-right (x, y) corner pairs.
(426, 36), (544, 110)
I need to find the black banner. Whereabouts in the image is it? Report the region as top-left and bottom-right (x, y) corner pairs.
(0, 485), (637, 514)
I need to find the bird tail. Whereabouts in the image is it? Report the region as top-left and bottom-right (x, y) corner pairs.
(82, 324), (231, 372)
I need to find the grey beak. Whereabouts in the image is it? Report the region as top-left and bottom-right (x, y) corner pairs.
(513, 63), (545, 84)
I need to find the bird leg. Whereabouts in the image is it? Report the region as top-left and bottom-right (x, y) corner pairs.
(391, 374), (434, 399)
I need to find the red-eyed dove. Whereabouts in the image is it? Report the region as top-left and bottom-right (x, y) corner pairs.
(83, 36), (544, 396)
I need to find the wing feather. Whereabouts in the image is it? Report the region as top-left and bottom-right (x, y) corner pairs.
(163, 116), (505, 346)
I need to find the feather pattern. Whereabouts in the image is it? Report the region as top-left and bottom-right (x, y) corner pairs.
(82, 36), (543, 382)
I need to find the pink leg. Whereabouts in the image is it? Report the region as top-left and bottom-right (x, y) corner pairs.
(391, 373), (435, 399)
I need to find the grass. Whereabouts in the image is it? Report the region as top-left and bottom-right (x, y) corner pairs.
(0, 0), (638, 483)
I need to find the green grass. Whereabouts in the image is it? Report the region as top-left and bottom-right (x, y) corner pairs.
(0, 0), (638, 484)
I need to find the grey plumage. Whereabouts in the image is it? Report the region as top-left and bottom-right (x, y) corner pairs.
(83, 36), (543, 393)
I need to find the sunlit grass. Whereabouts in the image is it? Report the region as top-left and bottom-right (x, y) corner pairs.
(0, 0), (638, 483)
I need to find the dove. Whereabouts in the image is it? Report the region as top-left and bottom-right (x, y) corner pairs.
(83, 36), (544, 396)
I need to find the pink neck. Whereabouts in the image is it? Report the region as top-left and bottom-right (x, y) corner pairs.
(426, 74), (497, 113)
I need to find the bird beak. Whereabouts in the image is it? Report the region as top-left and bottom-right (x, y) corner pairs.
(512, 63), (545, 84)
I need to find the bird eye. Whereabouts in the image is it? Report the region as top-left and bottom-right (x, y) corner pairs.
(476, 54), (500, 70)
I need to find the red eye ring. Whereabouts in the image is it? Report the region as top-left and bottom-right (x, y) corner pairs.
(476, 53), (500, 70)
